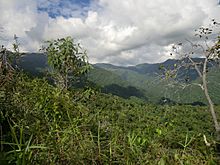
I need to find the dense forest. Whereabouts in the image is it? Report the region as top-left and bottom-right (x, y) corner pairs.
(1, 24), (220, 165)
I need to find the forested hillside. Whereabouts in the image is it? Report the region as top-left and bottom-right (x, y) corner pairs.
(90, 61), (220, 104)
(18, 53), (220, 104)
(1, 74), (220, 164)
(1, 0), (220, 164)
(1, 25), (220, 164)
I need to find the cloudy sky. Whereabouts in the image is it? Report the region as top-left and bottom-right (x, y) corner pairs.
(0, 0), (220, 65)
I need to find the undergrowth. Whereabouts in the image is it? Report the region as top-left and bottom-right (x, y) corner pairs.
(0, 75), (219, 164)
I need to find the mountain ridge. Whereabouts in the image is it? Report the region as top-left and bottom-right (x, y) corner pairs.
(19, 53), (220, 104)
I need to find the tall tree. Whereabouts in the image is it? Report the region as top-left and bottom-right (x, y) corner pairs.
(42, 36), (91, 90)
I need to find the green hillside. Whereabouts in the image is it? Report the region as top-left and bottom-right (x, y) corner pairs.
(89, 62), (220, 105)
(19, 53), (220, 104)
(1, 75), (220, 164)
(1, 43), (220, 164)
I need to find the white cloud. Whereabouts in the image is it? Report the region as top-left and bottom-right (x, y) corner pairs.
(0, 0), (220, 65)
(0, 0), (42, 51)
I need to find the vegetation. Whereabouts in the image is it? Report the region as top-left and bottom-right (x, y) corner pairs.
(162, 20), (220, 141)
(89, 59), (220, 104)
(0, 27), (220, 165)
(16, 54), (220, 104)
(41, 37), (91, 90)
(1, 75), (220, 164)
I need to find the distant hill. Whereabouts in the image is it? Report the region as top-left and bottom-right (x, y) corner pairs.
(19, 53), (220, 104)
(91, 59), (220, 104)
(20, 53), (47, 76)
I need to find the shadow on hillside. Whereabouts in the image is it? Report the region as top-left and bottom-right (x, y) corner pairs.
(101, 84), (148, 100)
(158, 97), (207, 106)
(20, 53), (48, 77)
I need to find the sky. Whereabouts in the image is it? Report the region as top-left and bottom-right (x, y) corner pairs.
(0, 0), (220, 65)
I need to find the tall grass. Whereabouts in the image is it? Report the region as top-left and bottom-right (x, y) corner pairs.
(1, 77), (219, 164)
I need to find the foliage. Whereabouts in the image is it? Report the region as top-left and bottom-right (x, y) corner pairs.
(1, 34), (220, 164)
(160, 20), (220, 141)
(2, 120), (46, 165)
(16, 53), (220, 104)
(42, 36), (91, 89)
(0, 72), (217, 164)
(1, 74), (219, 164)
(89, 60), (220, 104)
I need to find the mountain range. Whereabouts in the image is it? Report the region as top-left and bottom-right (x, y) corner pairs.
(19, 53), (220, 105)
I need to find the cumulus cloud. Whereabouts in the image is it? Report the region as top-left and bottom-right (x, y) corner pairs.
(0, 0), (220, 65)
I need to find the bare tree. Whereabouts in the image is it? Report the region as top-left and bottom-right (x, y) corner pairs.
(163, 20), (220, 140)
(0, 35), (21, 152)
(0, 35), (21, 87)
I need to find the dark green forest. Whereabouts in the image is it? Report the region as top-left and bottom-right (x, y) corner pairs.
(18, 54), (220, 105)
(1, 27), (220, 165)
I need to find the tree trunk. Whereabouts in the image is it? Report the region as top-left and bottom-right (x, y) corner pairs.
(202, 58), (220, 140)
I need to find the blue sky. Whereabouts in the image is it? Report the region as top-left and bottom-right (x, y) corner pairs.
(0, 0), (220, 65)
(37, 0), (92, 18)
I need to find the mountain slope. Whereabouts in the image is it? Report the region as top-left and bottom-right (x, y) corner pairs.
(91, 61), (220, 104)
(19, 53), (220, 104)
